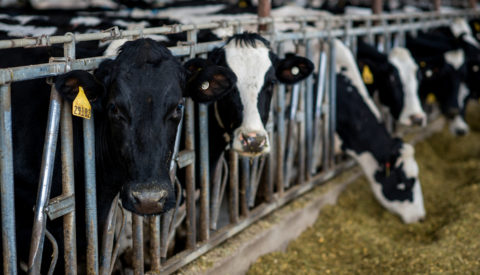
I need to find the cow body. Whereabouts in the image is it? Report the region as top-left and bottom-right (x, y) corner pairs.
(334, 39), (426, 223)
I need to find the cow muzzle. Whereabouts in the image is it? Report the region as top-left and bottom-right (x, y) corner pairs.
(409, 114), (425, 126)
(122, 182), (174, 215)
(232, 130), (270, 157)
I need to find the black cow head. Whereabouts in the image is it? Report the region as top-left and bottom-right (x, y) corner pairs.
(55, 38), (236, 215)
(208, 33), (313, 157)
(358, 59), (405, 120)
(417, 56), (465, 119)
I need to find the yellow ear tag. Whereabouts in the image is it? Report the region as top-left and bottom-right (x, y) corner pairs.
(362, 65), (374, 85)
(420, 61), (426, 67)
(238, 0), (247, 8)
(474, 22), (480, 32)
(426, 93), (436, 104)
(72, 86), (92, 119)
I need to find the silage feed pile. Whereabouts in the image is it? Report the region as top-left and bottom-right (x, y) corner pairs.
(248, 102), (480, 274)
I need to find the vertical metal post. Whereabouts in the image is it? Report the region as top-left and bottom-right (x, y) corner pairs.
(28, 85), (62, 274)
(62, 33), (77, 275)
(185, 29), (197, 248)
(469, 0), (477, 9)
(198, 103), (210, 241)
(284, 84), (299, 188)
(228, 150), (239, 224)
(305, 40), (314, 180)
(275, 42), (285, 195)
(0, 84), (17, 275)
(297, 83), (306, 186)
(184, 98), (196, 248)
(84, 115), (98, 275)
(132, 214), (144, 275)
(61, 102), (77, 275)
(312, 46), (327, 174)
(328, 39), (337, 167)
(258, 0), (271, 31)
(149, 216), (161, 271)
(433, 0), (441, 11)
(372, 0), (383, 14)
(239, 157), (250, 217)
(264, 109), (275, 203)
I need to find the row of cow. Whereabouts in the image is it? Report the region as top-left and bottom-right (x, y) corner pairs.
(1, 8), (479, 274)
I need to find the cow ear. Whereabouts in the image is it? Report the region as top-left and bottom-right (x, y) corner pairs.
(55, 70), (105, 104)
(184, 58), (237, 103)
(275, 53), (314, 84)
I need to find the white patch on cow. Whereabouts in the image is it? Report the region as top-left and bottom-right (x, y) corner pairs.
(444, 49), (465, 70)
(449, 114), (470, 135)
(145, 34), (169, 42)
(0, 22), (57, 37)
(458, 83), (470, 109)
(347, 143), (426, 224)
(333, 39), (382, 121)
(70, 16), (101, 26)
(225, 40), (271, 154)
(389, 47), (426, 126)
(113, 19), (150, 29)
(13, 15), (47, 25)
(104, 38), (129, 56)
(450, 18), (480, 49)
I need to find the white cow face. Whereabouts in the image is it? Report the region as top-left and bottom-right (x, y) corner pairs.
(354, 143), (426, 224)
(388, 48), (426, 127)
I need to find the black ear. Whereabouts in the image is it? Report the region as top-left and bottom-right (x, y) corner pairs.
(184, 58), (237, 103)
(275, 53), (314, 84)
(55, 70), (105, 105)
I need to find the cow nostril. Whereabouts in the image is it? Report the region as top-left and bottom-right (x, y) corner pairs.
(455, 129), (467, 136)
(409, 115), (424, 126)
(132, 191), (142, 205)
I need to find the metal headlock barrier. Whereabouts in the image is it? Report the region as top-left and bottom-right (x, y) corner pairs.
(1, 9), (479, 274)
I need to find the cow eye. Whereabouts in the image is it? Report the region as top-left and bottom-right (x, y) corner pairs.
(107, 103), (122, 119)
(177, 103), (184, 111)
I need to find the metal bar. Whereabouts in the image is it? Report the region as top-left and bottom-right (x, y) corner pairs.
(228, 150), (239, 224)
(312, 47), (328, 173)
(239, 157), (250, 217)
(258, 0), (271, 31)
(264, 110), (275, 203)
(60, 101), (77, 275)
(284, 84), (300, 187)
(372, 0), (383, 14)
(328, 39), (337, 167)
(159, 160), (356, 275)
(198, 104), (210, 240)
(210, 151), (224, 230)
(160, 211), (171, 262)
(99, 195), (118, 275)
(61, 34), (77, 275)
(0, 84), (17, 275)
(305, 39), (314, 180)
(297, 82), (306, 186)
(184, 98), (196, 249)
(248, 157), (261, 207)
(28, 85), (62, 274)
(84, 115), (99, 275)
(149, 216), (161, 271)
(132, 214), (144, 275)
(0, 17), (474, 84)
(276, 42), (286, 195)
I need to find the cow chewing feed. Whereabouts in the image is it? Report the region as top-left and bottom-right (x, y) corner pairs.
(3, 38), (236, 273)
(357, 39), (426, 127)
(207, 32), (314, 160)
(334, 39), (426, 224)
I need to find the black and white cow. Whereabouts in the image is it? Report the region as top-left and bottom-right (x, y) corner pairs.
(206, 32), (314, 162)
(357, 39), (426, 126)
(2, 38), (236, 273)
(406, 32), (468, 135)
(334, 39), (426, 223)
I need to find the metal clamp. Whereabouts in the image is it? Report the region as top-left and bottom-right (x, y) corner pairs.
(101, 26), (122, 42)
